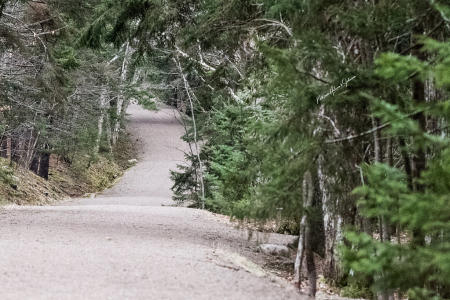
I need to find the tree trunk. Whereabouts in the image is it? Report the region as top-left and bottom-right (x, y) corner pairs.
(398, 137), (413, 190)
(11, 135), (20, 165)
(318, 154), (341, 282)
(113, 42), (130, 146)
(95, 114), (104, 154)
(410, 24), (427, 248)
(38, 147), (50, 180)
(6, 135), (11, 159)
(105, 111), (113, 153)
(95, 86), (108, 153)
(0, 135), (7, 158)
(295, 214), (306, 288)
(295, 171), (316, 297)
(176, 57), (205, 209)
(24, 128), (39, 170)
(373, 117), (391, 300)
(30, 154), (40, 175)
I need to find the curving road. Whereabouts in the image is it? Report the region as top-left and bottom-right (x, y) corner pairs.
(0, 103), (301, 300)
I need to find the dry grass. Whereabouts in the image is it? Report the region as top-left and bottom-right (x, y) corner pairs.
(0, 130), (137, 207)
(0, 157), (65, 206)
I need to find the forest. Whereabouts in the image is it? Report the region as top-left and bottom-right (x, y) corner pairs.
(1, 0), (450, 299)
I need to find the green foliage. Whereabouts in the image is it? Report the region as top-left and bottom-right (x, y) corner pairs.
(422, 37), (450, 88)
(375, 53), (428, 83)
(203, 103), (256, 214)
(0, 157), (15, 186)
(343, 34), (450, 299)
(86, 157), (122, 190)
(53, 47), (80, 70)
(124, 83), (157, 111)
(81, 0), (450, 292)
(171, 152), (202, 206)
(340, 281), (373, 299)
(343, 153), (450, 298)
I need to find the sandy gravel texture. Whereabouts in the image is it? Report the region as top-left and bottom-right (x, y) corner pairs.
(0, 103), (304, 300)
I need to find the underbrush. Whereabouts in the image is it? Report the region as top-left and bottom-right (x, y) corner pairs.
(70, 155), (122, 191)
(340, 284), (372, 299)
(59, 130), (137, 194)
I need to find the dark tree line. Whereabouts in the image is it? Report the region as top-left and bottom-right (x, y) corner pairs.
(0, 0), (144, 181)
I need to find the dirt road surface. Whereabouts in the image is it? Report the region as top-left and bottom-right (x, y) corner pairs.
(0, 103), (303, 300)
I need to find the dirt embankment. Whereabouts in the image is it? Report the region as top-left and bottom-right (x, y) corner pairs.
(0, 131), (137, 206)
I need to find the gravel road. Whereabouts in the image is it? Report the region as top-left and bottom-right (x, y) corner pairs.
(0, 103), (303, 300)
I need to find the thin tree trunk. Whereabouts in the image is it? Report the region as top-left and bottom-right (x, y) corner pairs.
(387, 136), (397, 300)
(113, 42), (130, 146)
(175, 57), (205, 210)
(398, 137), (413, 190)
(373, 116), (392, 300)
(387, 136), (393, 167)
(95, 86), (108, 153)
(295, 171), (316, 297)
(11, 135), (20, 165)
(95, 114), (104, 154)
(295, 214), (306, 289)
(25, 129), (39, 170)
(105, 112), (113, 153)
(318, 154), (341, 282)
(304, 171), (316, 298)
(410, 24), (427, 248)
(38, 145), (50, 180)
(0, 135), (6, 158)
(382, 136), (392, 244)
(6, 135), (11, 159)
(30, 154), (39, 175)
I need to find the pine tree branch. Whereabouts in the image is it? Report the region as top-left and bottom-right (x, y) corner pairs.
(324, 110), (425, 144)
(2, 12), (47, 56)
(174, 56), (206, 210)
(292, 65), (332, 85)
(176, 46), (216, 72)
(325, 123), (389, 144)
(400, 20), (444, 55)
(253, 18), (292, 37)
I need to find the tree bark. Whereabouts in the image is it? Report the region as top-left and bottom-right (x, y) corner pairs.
(0, 135), (7, 158)
(410, 24), (427, 248)
(113, 42), (130, 146)
(295, 171), (316, 297)
(295, 214), (306, 289)
(6, 135), (11, 160)
(373, 120), (392, 300)
(95, 86), (108, 153)
(398, 137), (413, 190)
(38, 146), (50, 180)
(30, 154), (39, 175)
(24, 128), (39, 170)
(175, 57), (205, 209)
(318, 154), (341, 282)
(105, 111), (113, 153)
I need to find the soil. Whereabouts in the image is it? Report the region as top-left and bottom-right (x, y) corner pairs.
(0, 158), (66, 206)
(48, 154), (92, 198)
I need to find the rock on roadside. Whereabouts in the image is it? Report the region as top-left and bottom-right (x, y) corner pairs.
(259, 244), (290, 258)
